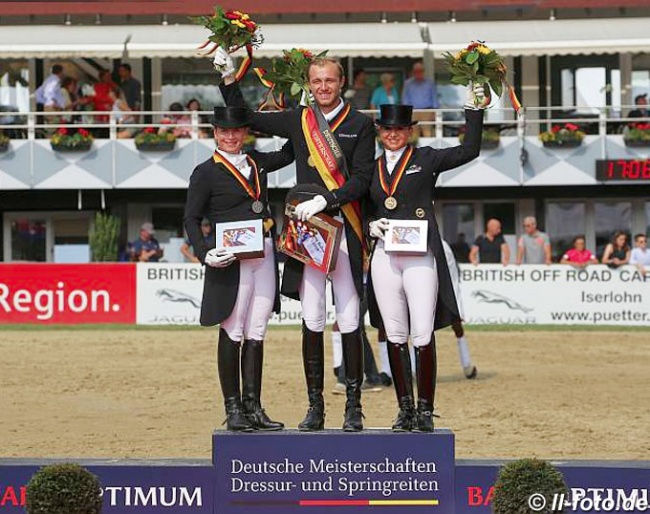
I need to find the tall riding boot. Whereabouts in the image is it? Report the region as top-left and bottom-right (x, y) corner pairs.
(388, 342), (415, 432)
(241, 339), (284, 431)
(298, 323), (325, 431)
(414, 337), (437, 433)
(341, 329), (364, 432)
(218, 328), (253, 432)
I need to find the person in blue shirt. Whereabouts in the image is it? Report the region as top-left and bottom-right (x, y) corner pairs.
(370, 73), (399, 110)
(402, 61), (439, 137)
(129, 222), (163, 262)
(181, 218), (214, 263)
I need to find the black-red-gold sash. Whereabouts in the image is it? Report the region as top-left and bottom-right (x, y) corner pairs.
(252, 67), (286, 111)
(213, 151), (261, 202)
(377, 146), (414, 199)
(300, 104), (365, 252)
(234, 45), (253, 83)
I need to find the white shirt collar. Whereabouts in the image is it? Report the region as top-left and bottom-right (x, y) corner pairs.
(322, 98), (345, 122)
(384, 146), (407, 173)
(216, 147), (251, 178)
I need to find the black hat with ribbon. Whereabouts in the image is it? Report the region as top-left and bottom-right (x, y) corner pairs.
(375, 104), (418, 127)
(212, 106), (252, 128)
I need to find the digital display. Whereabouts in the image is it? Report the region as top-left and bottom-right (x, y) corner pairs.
(596, 159), (650, 181)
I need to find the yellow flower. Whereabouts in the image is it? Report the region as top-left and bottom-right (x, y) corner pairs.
(231, 19), (246, 29)
(478, 45), (490, 55)
(241, 13), (250, 20)
(455, 51), (462, 60)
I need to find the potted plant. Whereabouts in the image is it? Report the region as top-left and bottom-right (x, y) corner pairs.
(459, 127), (500, 149)
(492, 458), (568, 514)
(135, 127), (177, 151)
(89, 211), (120, 261)
(50, 128), (94, 152)
(539, 123), (585, 148)
(26, 463), (103, 514)
(0, 131), (10, 152)
(623, 122), (650, 147)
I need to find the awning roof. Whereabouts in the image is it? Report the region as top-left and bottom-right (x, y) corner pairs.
(426, 18), (650, 56)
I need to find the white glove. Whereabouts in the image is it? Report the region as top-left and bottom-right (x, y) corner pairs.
(213, 46), (235, 78)
(204, 248), (236, 268)
(369, 218), (389, 240)
(299, 89), (315, 107)
(294, 195), (327, 221)
(464, 81), (491, 110)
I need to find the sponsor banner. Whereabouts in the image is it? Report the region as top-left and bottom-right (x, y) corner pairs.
(456, 460), (650, 513)
(0, 462), (212, 512)
(214, 430), (455, 513)
(136, 263), (334, 325)
(0, 264), (136, 324)
(459, 264), (650, 325)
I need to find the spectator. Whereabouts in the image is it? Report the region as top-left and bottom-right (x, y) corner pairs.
(370, 73), (399, 110)
(560, 235), (597, 268)
(343, 69), (371, 111)
(186, 98), (210, 138)
(110, 88), (137, 139)
(159, 102), (192, 138)
(516, 216), (551, 265)
(628, 94), (648, 118)
(129, 222), (163, 262)
(629, 233), (650, 274)
(118, 63), (142, 111)
(35, 64), (65, 110)
(450, 233), (471, 263)
(402, 61), (438, 137)
(92, 70), (118, 125)
(601, 231), (630, 269)
(180, 218), (213, 263)
(470, 219), (510, 265)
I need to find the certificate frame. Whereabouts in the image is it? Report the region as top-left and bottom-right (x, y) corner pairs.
(384, 219), (428, 254)
(215, 219), (265, 260)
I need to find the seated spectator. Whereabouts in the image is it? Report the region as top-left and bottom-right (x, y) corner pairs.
(629, 233), (650, 273)
(601, 231), (630, 269)
(628, 94), (648, 118)
(186, 98), (210, 138)
(560, 236), (598, 268)
(180, 218), (213, 263)
(470, 218), (510, 265)
(129, 222), (163, 262)
(516, 216), (551, 265)
(110, 88), (137, 139)
(159, 102), (192, 138)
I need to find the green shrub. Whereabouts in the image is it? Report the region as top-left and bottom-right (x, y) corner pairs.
(26, 463), (102, 514)
(492, 458), (568, 514)
(89, 211), (120, 261)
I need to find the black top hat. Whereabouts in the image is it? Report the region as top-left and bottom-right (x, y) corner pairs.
(212, 106), (252, 128)
(375, 104), (417, 127)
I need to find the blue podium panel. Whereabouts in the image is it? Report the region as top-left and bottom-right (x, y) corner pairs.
(213, 429), (455, 514)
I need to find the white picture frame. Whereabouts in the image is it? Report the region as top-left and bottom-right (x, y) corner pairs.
(384, 219), (428, 254)
(215, 219), (264, 259)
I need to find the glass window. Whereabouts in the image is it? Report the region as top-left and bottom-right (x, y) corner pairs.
(594, 201), (631, 259)
(483, 202), (516, 234)
(152, 206), (184, 244)
(442, 203), (474, 263)
(547, 202), (586, 262)
(11, 218), (46, 262)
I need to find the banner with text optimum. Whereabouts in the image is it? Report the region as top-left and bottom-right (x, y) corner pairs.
(136, 263), (335, 325)
(0, 264), (136, 324)
(458, 264), (650, 325)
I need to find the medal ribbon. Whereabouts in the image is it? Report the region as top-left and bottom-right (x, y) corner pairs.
(377, 146), (414, 200)
(213, 151), (261, 201)
(253, 67), (286, 111)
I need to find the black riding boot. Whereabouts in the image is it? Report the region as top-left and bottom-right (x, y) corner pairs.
(298, 323), (325, 431)
(241, 339), (284, 431)
(218, 329), (254, 432)
(341, 329), (364, 432)
(414, 337), (437, 433)
(388, 342), (415, 432)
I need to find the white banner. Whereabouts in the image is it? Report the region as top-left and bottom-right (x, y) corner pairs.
(458, 264), (650, 325)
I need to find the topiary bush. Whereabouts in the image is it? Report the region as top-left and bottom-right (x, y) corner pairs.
(25, 463), (103, 514)
(89, 211), (120, 261)
(492, 458), (568, 514)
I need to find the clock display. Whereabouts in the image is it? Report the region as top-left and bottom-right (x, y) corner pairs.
(596, 159), (650, 181)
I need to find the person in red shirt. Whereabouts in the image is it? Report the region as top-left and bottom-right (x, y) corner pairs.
(560, 235), (598, 268)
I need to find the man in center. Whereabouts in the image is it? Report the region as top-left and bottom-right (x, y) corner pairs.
(216, 50), (376, 432)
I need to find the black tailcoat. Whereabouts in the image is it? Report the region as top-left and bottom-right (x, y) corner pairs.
(219, 82), (376, 300)
(367, 109), (484, 331)
(184, 144), (294, 326)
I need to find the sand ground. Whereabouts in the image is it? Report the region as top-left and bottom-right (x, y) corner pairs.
(2, 327), (649, 460)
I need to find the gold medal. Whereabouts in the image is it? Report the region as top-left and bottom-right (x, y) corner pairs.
(384, 196), (398, 210)
(307, 156), (315, 167)
(415, 208), (425, 218)
(252, 200), (264, 214)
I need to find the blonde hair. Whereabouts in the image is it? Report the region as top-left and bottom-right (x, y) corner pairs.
(307, 57), (345, 81)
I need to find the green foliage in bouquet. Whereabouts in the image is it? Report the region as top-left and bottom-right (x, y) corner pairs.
(191, 6), (262, 53)
(262, 48), (328, 103)
(444, 41), (506, 98)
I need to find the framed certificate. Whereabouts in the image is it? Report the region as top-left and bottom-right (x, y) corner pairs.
(215, 219), (265, 260)
(278, 204), (343, 273)
(384, 220), (428, 254)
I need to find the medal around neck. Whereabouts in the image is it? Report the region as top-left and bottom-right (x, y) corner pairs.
(384, 196), (398, 210)
(252, 200), (264, 214)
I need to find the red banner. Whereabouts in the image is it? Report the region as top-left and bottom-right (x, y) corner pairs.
(0, 264), (136, 324)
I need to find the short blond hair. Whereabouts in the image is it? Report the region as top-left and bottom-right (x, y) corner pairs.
(307, 57), (345, 81)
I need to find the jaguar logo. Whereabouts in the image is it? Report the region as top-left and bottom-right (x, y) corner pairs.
(156, 289), (201, 309)
(471, 289), (533, 313)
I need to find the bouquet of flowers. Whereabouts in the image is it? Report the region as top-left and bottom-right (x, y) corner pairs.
(624, 122), (650, 143)
(538, 123), (585, 145)
(444, 41), (521, 113)
(261, 48), (327, 104)
(192, 6), (262, 55)
(50, 128), (93, 150)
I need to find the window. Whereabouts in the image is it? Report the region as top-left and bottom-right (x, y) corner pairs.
(594, 202), (631, 259)
(483, 202), (515, 234)
(547, 202), (586, 262)
(10, 218), (46, 262)
(442, 203), (474, 263)
(152, 206), (185, 244)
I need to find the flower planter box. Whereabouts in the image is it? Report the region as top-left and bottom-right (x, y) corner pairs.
(0, 142), (9, 153)
(623, 139), (650, 148)
(481, 140), (500, 150)
(542, 140), (582, 148)
(51, 142), (93, 152)
(136, 141), (176, 152)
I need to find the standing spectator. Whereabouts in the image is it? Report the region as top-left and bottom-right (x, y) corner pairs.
(628, 94), (648, 118)
(130, 222), (163, 262)
(450, 233), (471, 263)
(118, 63), (142, 111)
(180, 218), (213, 263)
(35, 64), (65, 110)
(402, 61), (438, 137)
(344, 69), (371, 111)
(470, 219), (510, 265)
(629, 234), (650, 273)
(560, 235), (597, 268)
(601, 232), (630, 269)
(186, 98), (210, 138)
(92, 70), (118, 128)
(516, 216), (551, 265)
(370, 73), (399, 110)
